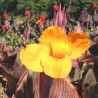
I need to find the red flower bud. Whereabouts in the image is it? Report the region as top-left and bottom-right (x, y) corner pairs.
(28, 16), (31, 19)
(3, 14), (8, 18)
(92, 3), (97, 9)
(81, 11), (84, 14)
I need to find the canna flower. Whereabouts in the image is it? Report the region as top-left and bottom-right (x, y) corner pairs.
(92, 3), (97, 9)
(20, 26), (90, 78)
(53, 4), (59, 11)
(25, 10), (30, 15)
(40, 15), (46, 22)
(3, 14), (8, 18)
(2, 24), (8, 29)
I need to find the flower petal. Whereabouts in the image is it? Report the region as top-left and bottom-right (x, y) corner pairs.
(41, 55), (72, 78)
(68, 31), (90, 59)
(49, 40), (70, 59)
(20, 44), (49, 72)
(39, 26), (67, 47)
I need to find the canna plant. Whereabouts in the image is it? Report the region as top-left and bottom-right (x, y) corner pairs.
(0, 3), (97, 98)
(19, 26), (90, 98)
(18, 3), (97, 98)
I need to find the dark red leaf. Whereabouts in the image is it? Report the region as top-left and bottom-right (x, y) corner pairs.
(0, 66), (18, 97)
(49, 78), (79, 98)
(82, 83), (98, 98)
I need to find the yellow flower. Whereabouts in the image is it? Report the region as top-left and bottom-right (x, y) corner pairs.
(20, 26), (90, 78)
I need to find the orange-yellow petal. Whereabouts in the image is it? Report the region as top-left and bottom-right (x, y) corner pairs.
(68, 31), (90, 59)
(19, 44), (49, 72)
(49, 39), (70, 59)
(39, 26), (67, 47)
(41, 55), (72, 78)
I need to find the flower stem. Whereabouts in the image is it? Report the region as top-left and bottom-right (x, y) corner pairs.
(40, 72), (45, 98)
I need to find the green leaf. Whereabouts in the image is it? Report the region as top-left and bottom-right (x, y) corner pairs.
(0, 83), (4, 93)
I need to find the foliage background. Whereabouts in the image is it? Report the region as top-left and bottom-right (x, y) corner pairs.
(0, 0), (98, 20)
(0, 0), (98, 98)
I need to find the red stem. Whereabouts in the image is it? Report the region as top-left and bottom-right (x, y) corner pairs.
(40, 72), (45, 98)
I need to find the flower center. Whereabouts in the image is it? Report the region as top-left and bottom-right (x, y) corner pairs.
(49, 40), (70, 59)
